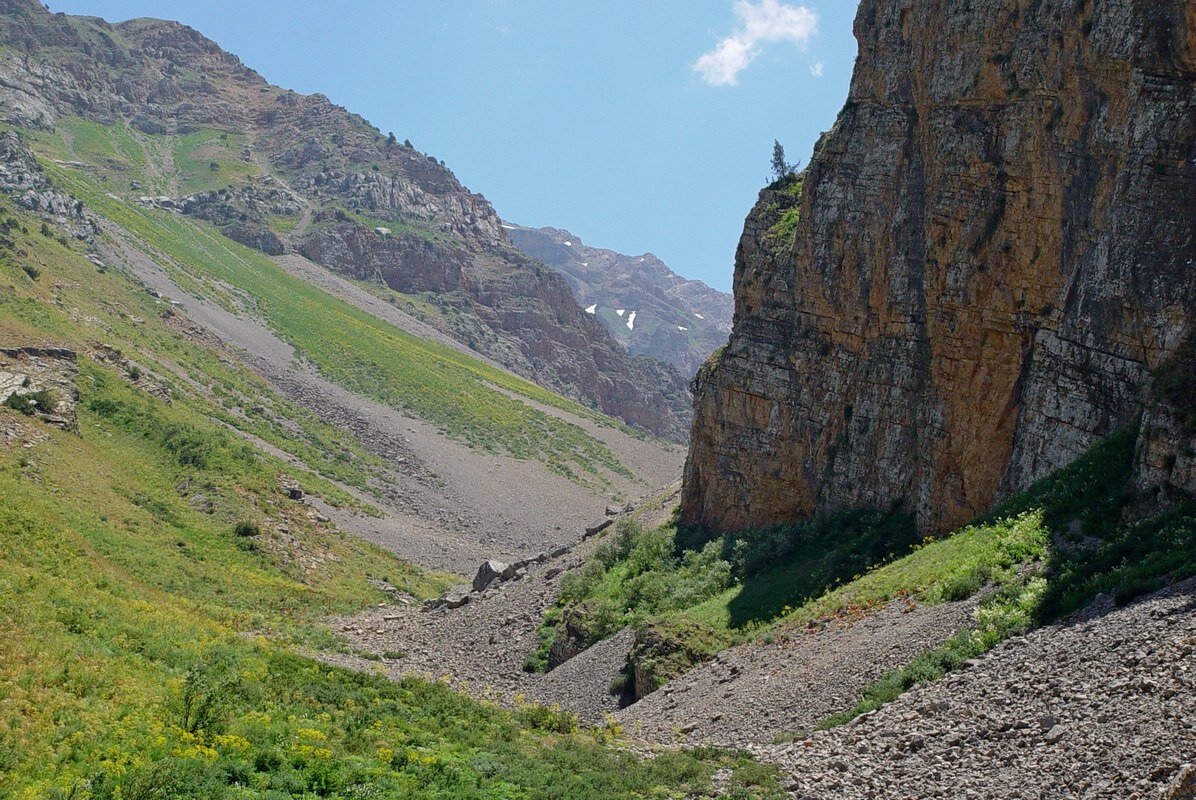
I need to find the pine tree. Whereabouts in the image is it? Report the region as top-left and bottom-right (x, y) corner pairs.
(771, 139), (794, 182)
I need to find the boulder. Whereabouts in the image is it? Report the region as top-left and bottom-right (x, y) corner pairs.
(472, 559), (509, 592)
(585, 519), (613, 538)
(277, 476), (304, 501)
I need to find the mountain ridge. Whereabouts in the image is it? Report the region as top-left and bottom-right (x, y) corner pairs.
(506, 222), (732, 375)
(0, 0), (691, 440)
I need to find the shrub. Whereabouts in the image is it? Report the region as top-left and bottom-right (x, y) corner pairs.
(165, 654), (247, 735)
(91, 757), (228, 800)
(19, 263), (39, 280)
(233, 520), (260, 538)
(4, 389), (55, 416)
(515, 703), (578, 734)
(628, 616), (731, 697)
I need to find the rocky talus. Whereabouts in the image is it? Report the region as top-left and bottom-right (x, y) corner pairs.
(760, 577), (1196, 800)
(682, 0), (1196, 534)
(616, 598), (977, 748)
(322, 518), (634, 725)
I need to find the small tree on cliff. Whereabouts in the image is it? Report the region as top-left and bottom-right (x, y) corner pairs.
(770, 139), (799, 184)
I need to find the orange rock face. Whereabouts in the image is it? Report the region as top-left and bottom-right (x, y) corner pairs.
(682, 0), (1196, 534)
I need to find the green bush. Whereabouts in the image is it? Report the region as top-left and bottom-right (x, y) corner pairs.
(3, 389), (55, 416)
(516, 703), (579, 734)
(166, 655), (248, 735)
(233, 520), (260, 538)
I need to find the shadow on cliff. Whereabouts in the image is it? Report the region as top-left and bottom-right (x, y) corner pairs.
(678, 509), (921, 630)
(701, 427), (1196, 633)
(975, 428), (1196, 626)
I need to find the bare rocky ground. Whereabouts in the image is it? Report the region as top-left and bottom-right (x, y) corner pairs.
(330, 529), (1196, 800)
(320, 495), (669, 726)
(617, 597), (979, 748)
(759, 577), (1196, 800)
(322, 537), (633, 725)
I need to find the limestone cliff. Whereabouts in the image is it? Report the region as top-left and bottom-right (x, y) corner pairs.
(683, 0), (1196, 533)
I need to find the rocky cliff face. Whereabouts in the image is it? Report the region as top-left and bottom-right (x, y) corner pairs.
(683, 0), (1196, 533)
(0, 0), (690, 440)
(506, 225), (733, 376)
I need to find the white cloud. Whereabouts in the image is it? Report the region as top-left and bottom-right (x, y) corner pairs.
(694, 0), (818, 86)
(809, 60), (824, 77)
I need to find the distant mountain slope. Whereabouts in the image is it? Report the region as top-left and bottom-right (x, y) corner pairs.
(506, 224), (732, 376)
(0, 0), (690, 439)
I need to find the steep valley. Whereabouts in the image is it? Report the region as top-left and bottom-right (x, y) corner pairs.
(1, 0), (1194, 798)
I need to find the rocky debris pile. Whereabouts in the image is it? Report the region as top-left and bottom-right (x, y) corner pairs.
(617, 598), (977, 747)
(0, 346), (79, 432)
(277, 475), (304, 501)
(90, 344), (172, 404)
(760, 578), (1196, 800)
(0, 132), (97, 241)
(423, 546), (571, 611)
(324, 530), (635, 725)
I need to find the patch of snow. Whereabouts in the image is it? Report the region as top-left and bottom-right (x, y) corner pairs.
(626, 311), (637, 331)
(564, 241), (573, 247)
(695, 314), (705, 319)
(678, 326), (688, 331)
(500, 224), (517, 230)
(616, 309), (626, 317)
(582, 262), (589, 267)
(585, 304), (597, 314)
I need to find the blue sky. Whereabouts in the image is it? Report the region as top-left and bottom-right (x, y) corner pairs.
(47, 1), (858, 292)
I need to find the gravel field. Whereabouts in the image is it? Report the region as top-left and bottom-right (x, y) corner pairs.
(618, 597), (978, 748)
(759, 577), (1196, 800)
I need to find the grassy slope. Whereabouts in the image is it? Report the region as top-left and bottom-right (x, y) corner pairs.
(542, 428), (1196, 704)
(0, 201), (390, 502)
(26, 118), (639, 484)
(0, 199), (780, 796)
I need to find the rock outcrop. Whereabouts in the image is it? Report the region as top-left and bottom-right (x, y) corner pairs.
(0, 345), (79, 432)
(683, 0), (1196, 534)
(0, 131), (97, 241)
